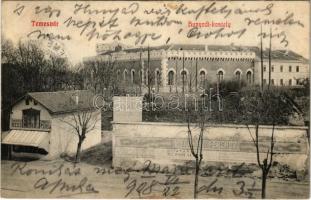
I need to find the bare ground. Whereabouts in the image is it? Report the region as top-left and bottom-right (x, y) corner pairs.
(1, 142), (309, 199)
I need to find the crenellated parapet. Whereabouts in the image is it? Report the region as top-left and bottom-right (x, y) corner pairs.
(84, 49), (256, 63)
(166, 50), (255, 61)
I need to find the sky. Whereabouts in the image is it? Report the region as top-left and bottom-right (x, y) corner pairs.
(2, 1), (310, 65)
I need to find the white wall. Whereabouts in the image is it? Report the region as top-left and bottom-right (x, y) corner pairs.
(255, 60), (309, 86)
(112, 122), (309, 170)
(11, 99), (51, 120)
(113, 96), (143, 122)
(46, 109), (102, 159)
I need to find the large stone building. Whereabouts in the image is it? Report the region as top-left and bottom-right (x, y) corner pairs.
(84, 43), (309, 93)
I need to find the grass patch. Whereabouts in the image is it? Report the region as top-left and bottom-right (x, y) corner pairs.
(80, 141), (112, 166)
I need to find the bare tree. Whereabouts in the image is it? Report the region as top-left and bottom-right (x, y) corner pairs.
(46, 55), (70, 91)
(82, 56), (116, 95)
(15, 40), (48, 92)
(241, 88), (295, 199)
(2, 38), (74, 92)
(61, 109), (100, 163)
(186, 94), (208, 199)
(182, 50), (185, 95)
(147, 46), (152, 110)
(144, 46), (158, 111)
(246, 124), (275, 199)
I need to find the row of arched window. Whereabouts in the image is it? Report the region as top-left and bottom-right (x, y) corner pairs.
(167, 68), (253, 85)
(115, 68), (253, 86)
(116, 69), (161, 85)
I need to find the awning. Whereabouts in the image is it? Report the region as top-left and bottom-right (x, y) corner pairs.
(2, 130), (49, 151)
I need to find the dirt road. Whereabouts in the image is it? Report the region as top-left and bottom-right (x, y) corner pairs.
(1, 159), (309, 199)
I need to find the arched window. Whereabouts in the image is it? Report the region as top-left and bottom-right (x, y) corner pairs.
(117, 70), (120, 80)
(156, 70), (161, 85)
(246, 71), (252, 84)
(145, 70), (149, 85)
(199, 71), (206, 85)
(235, 71), (241, 81)
(181, 70), (187, 83)
(123, 70), (128, 81)
(131, 70), (135, 83)
(217, 70), (224, 82)
(168, 71), (174, 85)
(138, 70), (142, 84)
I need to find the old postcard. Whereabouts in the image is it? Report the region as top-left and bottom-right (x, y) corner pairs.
(1, 0), (310, 199)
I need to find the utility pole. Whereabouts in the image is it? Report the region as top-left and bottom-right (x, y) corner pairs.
(189, 60), (192, 93)
(139, 47), (142, 95)
(175, 58), (178, 93)
(268, 27), (272, 90)
(148, 45), (151, 111)
(260, 25), (264, 91)
(182, 49), (185, 96)
(195, 58), (198, 92)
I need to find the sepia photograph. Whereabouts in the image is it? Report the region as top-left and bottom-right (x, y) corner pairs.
(1, 0), (310, 199)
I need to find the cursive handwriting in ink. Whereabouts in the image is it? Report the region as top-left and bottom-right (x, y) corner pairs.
(27, 30), (71, 40)
(159, 175), (189, 197)
(94, 166), (132, 181)
(33, 177), (98, 194)
(73, 3), (119, 17)
(175, 2), (273, 20)
(187, 27), (247, 39)
(13, 4), (25, 15)
(35, 6), (61, 18)
(144, 6), (171, 17)
(130, 16), (182, 27)
(121, 2), (140, 15)
(73, 2), (139, 16)
(123, 31), (162, 45)
(63, 16), (96, 36)
(124, 174), (189, 198)
(85, 28), (122, 41)
(197, 178), (223, 195)
(232, 180), (260, 198)
(258, 30), (288, 47)
(175, 2), (232, 20)
(11, 162), (80, 177)
(124, 177), (158, 198)
(244, 12), (304, 28)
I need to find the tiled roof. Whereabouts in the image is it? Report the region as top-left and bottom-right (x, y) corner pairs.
(207, 45), (260, 52)
(169, 44), (206, 51)
(100, 43), (307, 62)
(100, 45), (171, 55)
(26, 90), (97, 114)
(201, 45), (307, 62)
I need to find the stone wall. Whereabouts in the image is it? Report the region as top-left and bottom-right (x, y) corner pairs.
(113, 96), (143, 123)
(166, 58), (255, 85)
(112, 122), (309, 171)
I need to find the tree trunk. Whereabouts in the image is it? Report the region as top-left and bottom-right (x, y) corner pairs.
(261, 171), (267, 199)
(194, 159), (199, 199)
(75, 139), (83, 163)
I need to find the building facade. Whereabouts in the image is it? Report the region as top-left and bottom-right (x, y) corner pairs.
(2, 90), (101, 159)
(84, 44), (309, 93)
